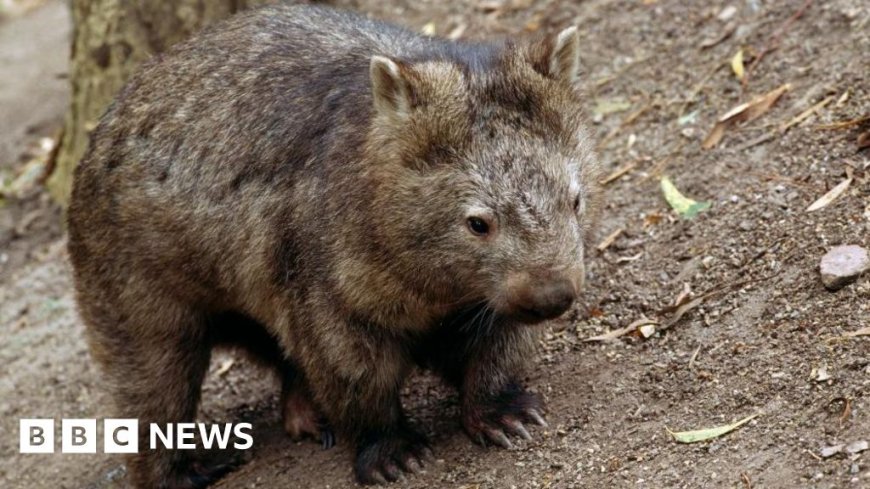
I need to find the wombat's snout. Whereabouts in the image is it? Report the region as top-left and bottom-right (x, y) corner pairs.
(504, 272), (577, 323)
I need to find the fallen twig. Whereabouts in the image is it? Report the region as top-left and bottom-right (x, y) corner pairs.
(815, 115), (870, 130)
(600, 163), (637, 185)
(806, 167), (853, 212)
(780, 96), (833, 133)
(596, 228), (624, 251)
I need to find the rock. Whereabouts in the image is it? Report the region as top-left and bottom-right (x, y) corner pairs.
(820, 245), (870, 291)
(845, 440), (868, 454)
(820, 444), (843, 458)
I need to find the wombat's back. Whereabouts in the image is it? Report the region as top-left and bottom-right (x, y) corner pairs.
(68, 5), (481, 308)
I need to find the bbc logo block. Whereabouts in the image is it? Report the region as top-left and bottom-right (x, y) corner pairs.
(20, 419), (54, 453)
(62, 419), (97, 453)
(104, 418), (139, 453)
(19, 419), (252, 453)
(20, 418), (138, 454)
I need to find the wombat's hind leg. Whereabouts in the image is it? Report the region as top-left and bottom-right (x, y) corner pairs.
(209, 312), (334, 448)
(280, 365), (335, 449)
(87, 300), (235, 489)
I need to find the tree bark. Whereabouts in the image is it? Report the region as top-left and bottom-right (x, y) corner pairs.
(49, 0), (277, 204)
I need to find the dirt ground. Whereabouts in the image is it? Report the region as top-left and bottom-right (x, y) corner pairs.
(1, 0), (868, 488)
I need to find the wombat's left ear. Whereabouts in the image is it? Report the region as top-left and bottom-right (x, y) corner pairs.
(530, 26), (581, 84)
(370, 55), (414, 120)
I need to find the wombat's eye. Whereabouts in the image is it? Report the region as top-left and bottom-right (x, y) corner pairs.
(466, 216), (490, 236)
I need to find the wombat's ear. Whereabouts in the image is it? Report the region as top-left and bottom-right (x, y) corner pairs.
(550, 26), (580, 83)
(370, 55), (413, 119)
(529, 26), (581, 84)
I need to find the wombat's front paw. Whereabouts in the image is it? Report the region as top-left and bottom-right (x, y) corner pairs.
(354, 427), (433, 485)
(462, 384), (547, 449)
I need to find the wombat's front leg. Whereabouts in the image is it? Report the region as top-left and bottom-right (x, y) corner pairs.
(420, 318), (546, 448)
(297, 319), (431, 484)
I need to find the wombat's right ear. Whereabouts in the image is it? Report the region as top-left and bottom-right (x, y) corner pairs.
(528, 26), (581, 85)
(370, 56), (413, 120)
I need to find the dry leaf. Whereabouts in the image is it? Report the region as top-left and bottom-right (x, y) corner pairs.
(661, 177), (711, 219)
(593, 97), (632, 117)
(585, 318), (657, 342)
(667, 414), (758, 443)
(859, 130), (870, 150)
(835, 90), (850, 107)
(730, 49), (745, 80)
(806, 169), (852, 212)
(703, 83), (791, 149)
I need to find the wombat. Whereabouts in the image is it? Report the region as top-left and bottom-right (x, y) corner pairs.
(67, 4), (599, 488)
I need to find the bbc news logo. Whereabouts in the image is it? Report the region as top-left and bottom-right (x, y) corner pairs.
(20, 419), (253, 453)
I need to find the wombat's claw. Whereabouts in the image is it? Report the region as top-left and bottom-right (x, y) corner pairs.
(463, 385), (546, 448)
(485, 427), (514, 449)
(527, 409), (548, 428)
(354, 430), (431, 485)
(505, 418), (532, 441)
(320, 427), (336, 450)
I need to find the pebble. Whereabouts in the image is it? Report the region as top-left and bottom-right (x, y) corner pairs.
(820, 245), (870, 291)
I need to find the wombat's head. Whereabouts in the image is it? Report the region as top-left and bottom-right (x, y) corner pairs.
(365, 27), (599, 325)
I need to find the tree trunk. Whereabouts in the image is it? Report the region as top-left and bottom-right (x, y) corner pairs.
(49, 0), (278, 204)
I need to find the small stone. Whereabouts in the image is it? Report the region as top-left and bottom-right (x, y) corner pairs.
(820, 245), (870, 291)
(820, 444), (843, 458)
(814, 365), (831, 382)
(845, 440), (868, 454)
(717, 5), (737, 21)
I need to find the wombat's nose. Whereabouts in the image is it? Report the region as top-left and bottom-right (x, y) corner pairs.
(510, 277), (575, 323)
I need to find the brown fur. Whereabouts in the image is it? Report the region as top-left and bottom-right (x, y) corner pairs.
(67, 4), (600, 487)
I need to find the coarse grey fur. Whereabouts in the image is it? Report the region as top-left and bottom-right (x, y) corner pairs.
(68, 4), (600, 488)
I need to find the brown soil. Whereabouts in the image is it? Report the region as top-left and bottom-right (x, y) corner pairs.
(1, 1), (868, 488)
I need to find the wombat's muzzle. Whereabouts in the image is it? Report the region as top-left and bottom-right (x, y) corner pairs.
(504, 273), (577, 324)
